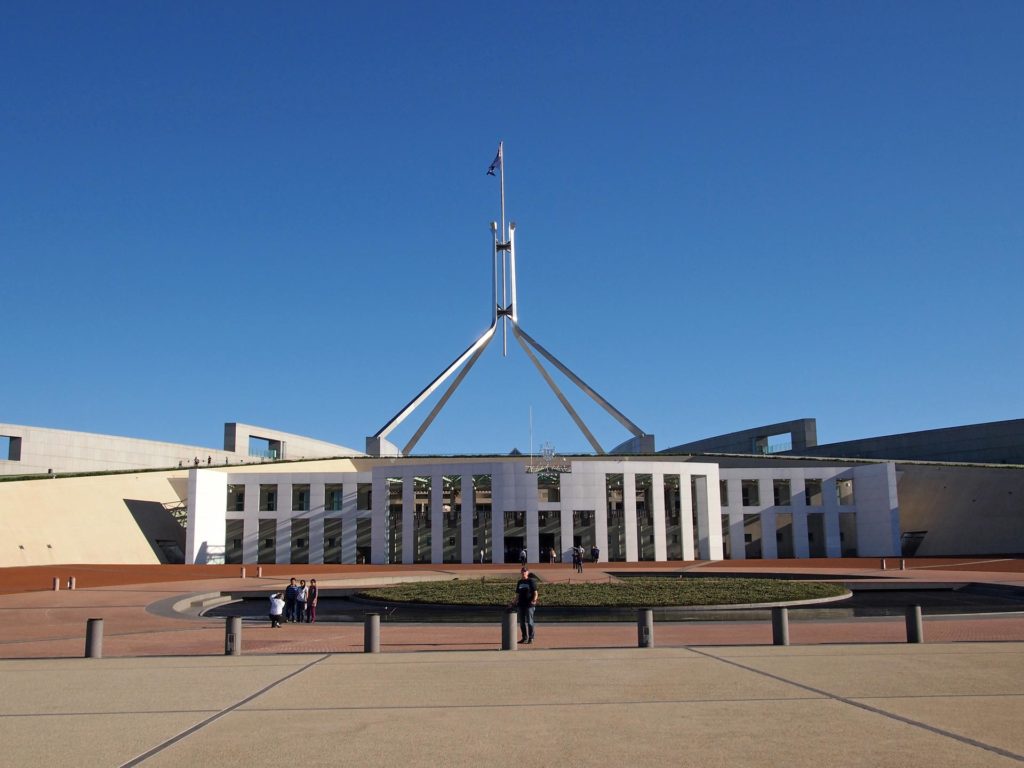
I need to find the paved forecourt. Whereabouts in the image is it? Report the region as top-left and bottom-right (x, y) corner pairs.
(1, 643), (1023, 768)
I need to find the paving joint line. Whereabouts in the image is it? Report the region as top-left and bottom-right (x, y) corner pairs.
(687, 646), (1024, 763)
(118, 653), (331, 767)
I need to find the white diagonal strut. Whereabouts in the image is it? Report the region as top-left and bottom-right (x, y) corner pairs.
(365, 144), (651, 456)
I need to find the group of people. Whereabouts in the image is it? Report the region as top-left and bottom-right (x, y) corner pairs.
(570, 545), (599, 573)
(268, 577), (319, 627)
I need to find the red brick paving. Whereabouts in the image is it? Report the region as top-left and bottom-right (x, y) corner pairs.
(0, 558), (1022, 658)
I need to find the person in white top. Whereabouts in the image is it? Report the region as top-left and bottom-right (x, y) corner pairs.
(269, 593), (285, 628)
(295, 579), (309, 622)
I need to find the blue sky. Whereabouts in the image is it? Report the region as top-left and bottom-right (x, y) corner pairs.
(2, 1), (1022, 456)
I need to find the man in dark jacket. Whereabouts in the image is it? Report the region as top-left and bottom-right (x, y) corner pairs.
(284, 578), (299, 622)
(514, 567), (538, 644)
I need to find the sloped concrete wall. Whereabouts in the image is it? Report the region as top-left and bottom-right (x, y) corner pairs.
(0, 470), (188, 567)
(897, 464), (1024, 555)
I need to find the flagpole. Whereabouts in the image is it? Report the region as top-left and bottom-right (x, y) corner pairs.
(499, 141), (507, 355)
(499, 141), (505, 241)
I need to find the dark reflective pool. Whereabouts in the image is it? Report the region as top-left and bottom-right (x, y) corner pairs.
(207, 584), (1024, 623)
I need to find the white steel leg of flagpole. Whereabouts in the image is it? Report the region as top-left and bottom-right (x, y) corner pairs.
(513, 324), (646, 439)
(371, 323), (497, 450)
(512, 325), (605, 454)
(369, 221), (505, 455)
(401, 340), (493, 456)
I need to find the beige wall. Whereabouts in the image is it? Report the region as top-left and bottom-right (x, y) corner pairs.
(0, 470), (189, 567)
(897, 464), (1024, 555)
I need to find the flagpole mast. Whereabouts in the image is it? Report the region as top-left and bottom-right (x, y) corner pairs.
(499, 141), (505, 243)
(499, 141), (507, 355)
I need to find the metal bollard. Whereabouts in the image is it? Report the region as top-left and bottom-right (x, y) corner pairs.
(364, 613), (380, 653)
(900, 558), (906, 571)
(85, 618), (103, 658)
(905, 605), (923, 643)
(240, 566), (246, 578)
(880, 558), (887, 571)
(771, 607), (790, 646)
(501, 610), (517, 651)
(67, 576), (76, 590)
(257, 566), (263, 578)
(637, 609), (654, 648)
(52, 577), (60, 591)
(225, 616), (242, 656)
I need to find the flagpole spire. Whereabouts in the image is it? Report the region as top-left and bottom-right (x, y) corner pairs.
(498, 140), (505, 243)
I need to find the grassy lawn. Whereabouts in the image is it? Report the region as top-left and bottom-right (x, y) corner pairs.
(356, 577), (846, 608)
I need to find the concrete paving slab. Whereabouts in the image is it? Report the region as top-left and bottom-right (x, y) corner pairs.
(246, 648), (814, 712)
(854, 696), (1024, 757)
(699, 643), (1024, 698)
(0, 712), (204, 767)
(0, 656), (314, 715)
(2, 646), (1022, 767)
(132, 653), (1020, 768)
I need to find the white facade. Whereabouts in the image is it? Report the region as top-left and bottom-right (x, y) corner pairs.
(186, 457), (900, 565)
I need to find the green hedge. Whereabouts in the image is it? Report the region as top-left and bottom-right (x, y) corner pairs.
(356, 577), (845, 608)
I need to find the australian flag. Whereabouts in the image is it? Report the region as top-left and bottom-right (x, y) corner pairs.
(487, 143), (502, 176)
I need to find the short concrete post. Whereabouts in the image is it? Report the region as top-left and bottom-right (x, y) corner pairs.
(52, 577), (60, 591)
(637, 609), (654, 648)
(364, 613), (381, 653)
(85, 618), (103, 658)
(501, 610), (517, 651)
(905, 605), (923, 644)
(225, 616), (242, 656)
(880, 558), (887, 571)
(771, 607), (790, 646)
(67, 576), (76, 590)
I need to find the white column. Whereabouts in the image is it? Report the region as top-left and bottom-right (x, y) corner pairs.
(679, 474), (695, 560)
(277, 482), (293, 565)
(622, 471), (638, 562)
(728, 511), (745, 560)
(460, 474), (474, 564)
(526, 490), (540, 564)
(309, 483), (326, 564)
(560, 506), (574, 564)
(760, 510), (778, 559)
(652, 472), (667, 561)
(703, 471), (724, 560)
(491, 472), (505, 564)
(790, 477), (810, 558)
(185, 469), (227, 565)
(824, 477), (842, 557)
(275, 517), (290, 565)
(401, 473), (414, 564)
(370, 473), (388, 564)
(431, 473), (444, 564)
(693, 475), (711, 560)
(341, 481), (359, 564)
(243, 481), (259, 563)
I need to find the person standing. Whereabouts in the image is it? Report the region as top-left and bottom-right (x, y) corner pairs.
(296, 579), (308, 623)
(306, 578), (319, 623)
(268, 592), (285, 628)
(519, 547), (528, 566)
(514, 567), (538, 644)
(591, 545), (600, 563)
(284, 578), (299, 622)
